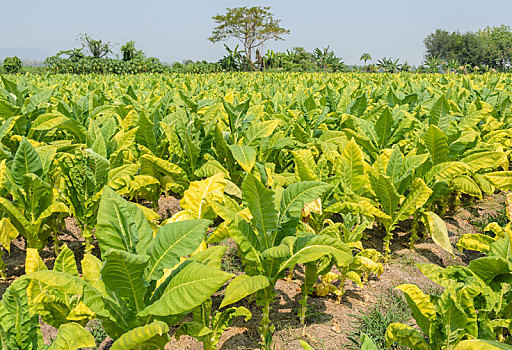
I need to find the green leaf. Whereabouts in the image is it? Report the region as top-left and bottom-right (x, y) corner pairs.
(469, 257), (510, 284)
(360, 334), (378, 350)
(53, 244), (78, 277)
(424, 211), (453, 254)
(455, 339), (512, 350)
(242, 173), (278, 240)
(96, 187), (139, 255)
(277, 235), (352, 273)
(395, 284), (435, 335)
(245, 120), (280, 146)
(385, 323), (430, 350)
(0, 277), (43, 349)
(220, 275), (270, 308)
(110, 321), (170, 350)
(485, 171), (512, 191)
(395, 178), (432, 222)
(279, 181), (331, 226)
(422, 125), (449, 165)
(11, 138), (42, 186)
(337, 139), (365, 192)
(101, 249), (149, 313)
(375, 107), (394, 149)
(146, 219), (211, 280)
(457, 234), (495, 253)
(371, 175), (400, 217)
(229, 144), (256, 173)
(48, 323), (96, 350)
(292, 149), (318, 181)
(81, 253), (105, 293)
(138, 262), (233, 317)
(188, 245), (227, 269)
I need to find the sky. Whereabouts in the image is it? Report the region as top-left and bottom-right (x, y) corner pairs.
(1, 0), (511, 66)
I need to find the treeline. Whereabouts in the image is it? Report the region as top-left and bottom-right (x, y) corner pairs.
(424, 24), (512, 71)
(1, 25), (511, 75)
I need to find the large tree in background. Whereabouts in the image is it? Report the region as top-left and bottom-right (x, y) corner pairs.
(77, 33), (112, 59)
(208, 6), (289, 69)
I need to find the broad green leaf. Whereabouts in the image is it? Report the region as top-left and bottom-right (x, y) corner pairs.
(277, 235), (352, 273)
(279, 181), (331, 226)
(292, 149), (318, 181)
(245, 120), (280, 146)
(101, 249), (149, 313)
(53, 244), (78, 276)
(455, 339), (512, 350)
(385, 323), (430, 350)
(337, 139), (365, 192)
(486, 171), (512, 191)
(375, 107), (393, 149)
(146, 219), (211, 280)
(48, 323), (95, 350)
(96, 187), (139, 255)
(422, 125), (449, 165)
(11, 137), (42, 186)
(395, 284), (435, 335)
(242, 173), (278, 240)
(469, 257), (510, 284)
(454, 175), (482, 198)
(0, 277), (43, 349)
(81, 253), (105, 293)
(395, 178), (432, 222)
(371, 175), (400, 216)
(138, 262), (233, 317)
(220, 275), (270, 308)
(229, 144), (256, 173)
(110, 321), (170, 350)
(188, 245), (227, 269)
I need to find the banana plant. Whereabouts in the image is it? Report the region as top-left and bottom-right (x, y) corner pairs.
(0, 137), (69, 249)
(26, 187), (233, 349)
(208, 174), (353, 347)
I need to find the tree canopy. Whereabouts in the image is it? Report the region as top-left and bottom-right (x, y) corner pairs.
(208, 6), (289, 69)
(424, 25), (512, 70)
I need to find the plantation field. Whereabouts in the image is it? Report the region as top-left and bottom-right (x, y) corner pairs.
(0, 72), (512, 349)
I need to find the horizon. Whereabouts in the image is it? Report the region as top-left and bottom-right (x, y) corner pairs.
(1, 0), (511, 66)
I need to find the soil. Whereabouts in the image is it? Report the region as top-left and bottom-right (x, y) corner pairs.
(0, 193), (507, 349)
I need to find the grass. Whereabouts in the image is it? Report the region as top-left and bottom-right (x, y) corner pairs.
(346, 288), (411, 350)
(87, 319), (108, 346)
(470, 206), (509, 231)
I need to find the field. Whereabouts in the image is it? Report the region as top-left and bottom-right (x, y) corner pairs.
(0, 72), (512, 349)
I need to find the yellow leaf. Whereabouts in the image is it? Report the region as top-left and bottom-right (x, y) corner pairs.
(0, 218), (18, 253)
(180, 173), (227, 219)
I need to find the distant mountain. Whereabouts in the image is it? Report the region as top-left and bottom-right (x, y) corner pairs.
(0, 47), (50, 61)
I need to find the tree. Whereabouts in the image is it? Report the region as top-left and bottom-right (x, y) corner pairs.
(478, 25), (512, 70)
(3, 56), (22, 73)
(77, 33), (112, 58)
(120, 41), (145, 61)
(360, 53), (372, 66)
(208, 6), (289, 69)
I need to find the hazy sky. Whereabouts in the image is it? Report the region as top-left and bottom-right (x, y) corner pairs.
(2, 0), (511, 65)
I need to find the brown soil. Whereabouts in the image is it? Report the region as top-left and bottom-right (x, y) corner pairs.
(0, 193), (507, 349)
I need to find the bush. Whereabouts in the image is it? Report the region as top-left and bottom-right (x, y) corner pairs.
(3, 56), (22, 73)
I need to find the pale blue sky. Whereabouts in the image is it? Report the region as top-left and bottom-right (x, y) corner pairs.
(2, 0), (511, 65)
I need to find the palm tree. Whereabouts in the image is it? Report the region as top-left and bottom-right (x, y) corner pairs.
(360, 53), (372, 71)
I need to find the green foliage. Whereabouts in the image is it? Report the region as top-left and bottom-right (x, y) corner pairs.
(209, 6), (290, 69)
(3, 56), (22, 73)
